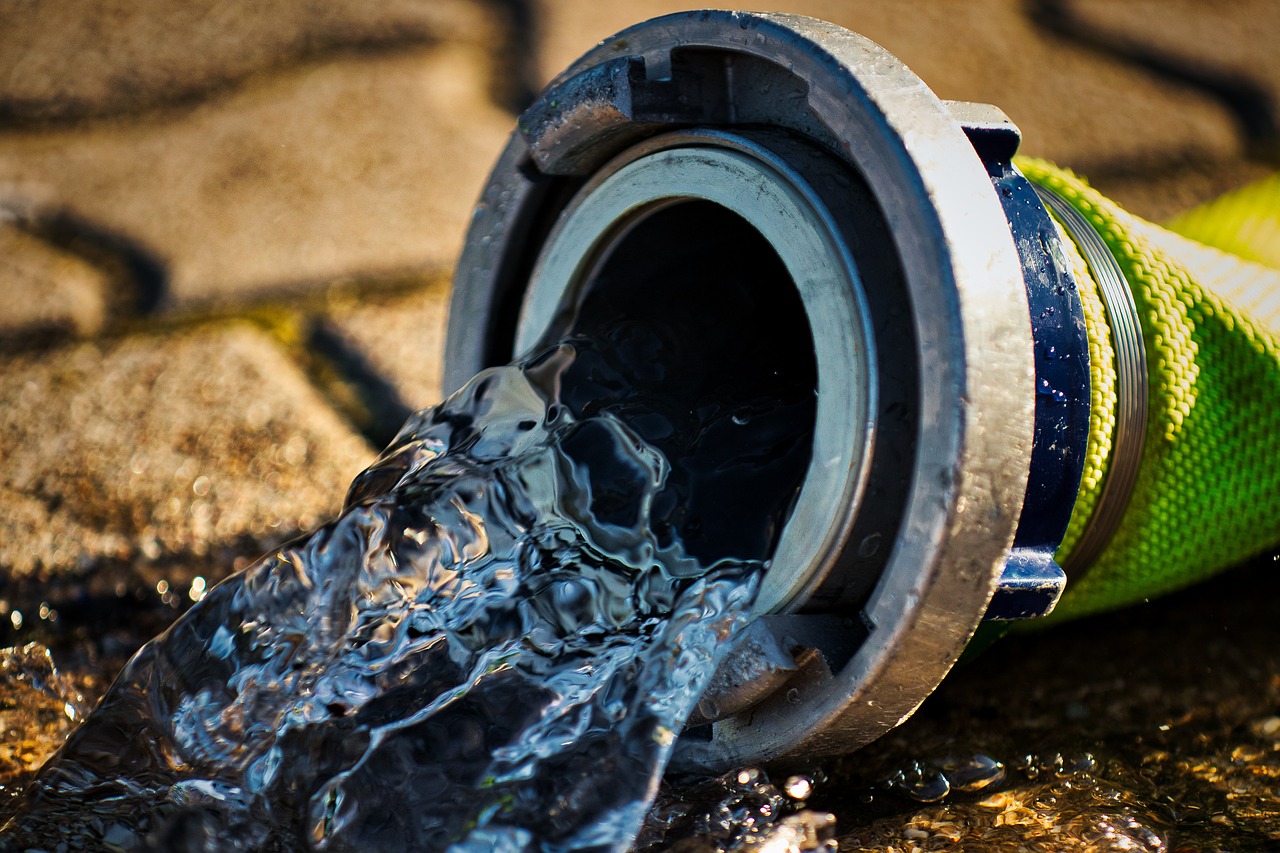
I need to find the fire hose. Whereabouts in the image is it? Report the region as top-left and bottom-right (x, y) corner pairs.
(441, 11), (1280, 771)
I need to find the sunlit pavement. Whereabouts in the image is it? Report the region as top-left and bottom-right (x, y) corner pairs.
(2, 2), (1278, 849)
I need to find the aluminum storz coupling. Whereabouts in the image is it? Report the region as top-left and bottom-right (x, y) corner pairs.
(443, 11), (1280, 770)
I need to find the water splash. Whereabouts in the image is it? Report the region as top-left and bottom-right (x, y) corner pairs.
(0, 308), (814, 851)
(635, 767), (836, 853)
(0, 199), (821, 851)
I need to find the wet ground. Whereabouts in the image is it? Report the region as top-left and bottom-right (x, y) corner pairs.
(825, 553), (1280, 851)
(4, 546), (1279, 850)
(3, 0), (1279, 850)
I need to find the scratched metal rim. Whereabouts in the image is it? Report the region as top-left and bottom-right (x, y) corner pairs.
(444, 11), (1036, 770)
(513, 130), (878, 617)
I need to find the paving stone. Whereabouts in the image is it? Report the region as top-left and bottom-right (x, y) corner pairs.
(0, 0), (499, 122)
(1084, 155), (1277, 224)
(532, 0), (1240, 173)
(0, 44), (513, 310)
(320, 277), (450, 414)
(0, 323), (374, 581)
(1071, 0), (1280, 142)
(0, 1), (1272, 845)
(0, 224), (108, 346)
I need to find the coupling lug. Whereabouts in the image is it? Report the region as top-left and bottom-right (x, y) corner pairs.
(947, 100), (1022, 162)
(986, 548), (1068, 620)
(519, 55), (710, 176)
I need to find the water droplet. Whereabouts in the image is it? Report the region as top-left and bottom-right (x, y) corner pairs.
(886, 759), (952, 802)
(1250, 716), (1280, 739)
(783, 775), (813, 800)
(905, 772), (950, 803)
(857, 532), (882, 558)
(937, 754), (1005, 793)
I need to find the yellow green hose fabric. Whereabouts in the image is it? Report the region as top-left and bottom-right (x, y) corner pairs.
(1166, 171), (1280, 270)
(1017, 159), (1280, 622)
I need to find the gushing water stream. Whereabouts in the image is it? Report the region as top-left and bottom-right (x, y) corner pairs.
(0, 248), (817, 851)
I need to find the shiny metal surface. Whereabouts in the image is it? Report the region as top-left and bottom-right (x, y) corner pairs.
(445, 10), (1037, 769)
(1035, 184), (1149, 578)
(516, 132), (877, 616)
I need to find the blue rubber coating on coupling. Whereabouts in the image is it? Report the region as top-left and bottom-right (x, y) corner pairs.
(982, 159), (1092, 620)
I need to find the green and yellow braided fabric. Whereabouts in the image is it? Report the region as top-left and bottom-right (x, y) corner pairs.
(1167, 170), (1280, 271)
(1017, 160), (1280, 622)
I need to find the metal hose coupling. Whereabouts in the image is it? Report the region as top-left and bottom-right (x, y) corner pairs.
(443, 11), (1280, 770)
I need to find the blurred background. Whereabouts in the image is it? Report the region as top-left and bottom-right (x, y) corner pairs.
(1, 1), (1279, 849)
